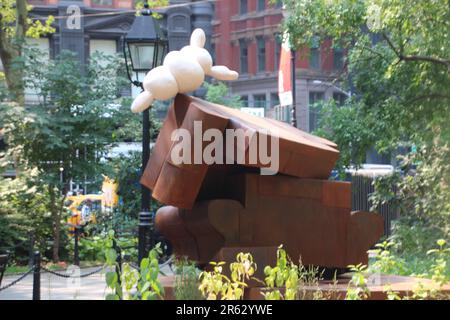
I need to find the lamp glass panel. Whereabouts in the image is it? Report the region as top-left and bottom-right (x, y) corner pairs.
(157, 43), (167, 65)
(129, 42), (155, 71)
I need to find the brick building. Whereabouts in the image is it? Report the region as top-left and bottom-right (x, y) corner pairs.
(212, 0), (348, 132)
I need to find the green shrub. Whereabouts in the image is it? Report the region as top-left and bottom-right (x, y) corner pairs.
(173, 257), (203, 300)
(104, 230), (164, 300)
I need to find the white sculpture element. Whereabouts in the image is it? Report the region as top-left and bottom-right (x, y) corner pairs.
(131, 28), (239, 113)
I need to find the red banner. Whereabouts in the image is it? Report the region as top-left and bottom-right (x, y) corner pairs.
(278, 36), (293, 107)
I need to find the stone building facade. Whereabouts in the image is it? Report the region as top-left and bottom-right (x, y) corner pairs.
(27, 0), (214, 100)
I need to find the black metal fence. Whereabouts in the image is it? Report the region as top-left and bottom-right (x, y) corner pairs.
(351, 174), (399, 236)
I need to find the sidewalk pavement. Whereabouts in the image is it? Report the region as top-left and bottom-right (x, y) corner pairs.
(0, 264), (173, 300)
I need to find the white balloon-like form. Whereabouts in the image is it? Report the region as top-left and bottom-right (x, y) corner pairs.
(131, 28), (239, 113)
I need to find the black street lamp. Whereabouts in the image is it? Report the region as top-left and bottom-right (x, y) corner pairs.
(123, 2), (168, 263)
(290, 49), (297, 128)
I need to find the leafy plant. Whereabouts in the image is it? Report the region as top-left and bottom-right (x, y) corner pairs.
(198, 252), (256, 300)
(368, 240), (406, 275)
(263, 246), (300, 300)
(104, 230), (164, 300)
(345, 264), (370, 300)
(173, 257), (203, 300)
(426, 239), (450, 288)
(263, 246), (330, 300)
(367, 239), (450, 300)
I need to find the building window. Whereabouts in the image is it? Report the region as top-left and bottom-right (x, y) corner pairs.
(257, 37), (266, 72)
(211, 3), (216, 19)
(333, 92), (347, 106)
(309, 37), (320, 70)
(257, 0), (266, 11)
(241, 95), (249, 107)
(253, 94), (267, 109)
(89, 39), (117, 56)
(309, 91), (324, 132)
(91, 0), (113, 6)
(274, 34), (282, 71)
(239, 39), (248, 74)
(240, 0), (248, 15)
(333, 46), (344, 70)
(270, 93), (280, 107)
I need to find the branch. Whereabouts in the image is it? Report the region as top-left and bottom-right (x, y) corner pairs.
(401, 55), (450, 71)
(382, 32), (450, 71)
(405, 93), (450, 105)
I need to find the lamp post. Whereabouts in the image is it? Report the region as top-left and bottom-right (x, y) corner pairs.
(290, 49), (297, 128)
(123, 2), (168, 263)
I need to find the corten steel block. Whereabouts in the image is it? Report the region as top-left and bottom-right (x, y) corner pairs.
(155, 174), (384, 269)
(145, 95), (383, 270)
(141, 94), (339, 210)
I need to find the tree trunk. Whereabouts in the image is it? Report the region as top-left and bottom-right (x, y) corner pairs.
(3, 62), (25, 105)
(48, 185), (60, 262)
(0, 0), (28, 105)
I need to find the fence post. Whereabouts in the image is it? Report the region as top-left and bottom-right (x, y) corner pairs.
(74, 227), (80, 266)
(28, 232), (35, 268)
(32, 251), (40, 301)
(138, 212), (151, 264)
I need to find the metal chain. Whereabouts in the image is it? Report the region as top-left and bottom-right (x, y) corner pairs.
(41, 265), (104, 278)
(160, 256), (173, 268)
(79, 266), (104, 278)
(130, 263), (140, 271)
(0, 267), (34, 292)
(40, 266), (72, 278)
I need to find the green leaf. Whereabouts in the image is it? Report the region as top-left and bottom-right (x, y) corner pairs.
(105, 293), (120, 300)
(106, 271), (118, 288)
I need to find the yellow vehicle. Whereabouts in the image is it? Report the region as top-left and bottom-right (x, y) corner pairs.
(66, 194), (102, 225)
(101, 175), (119, 208)
(66, 176), (119, 234)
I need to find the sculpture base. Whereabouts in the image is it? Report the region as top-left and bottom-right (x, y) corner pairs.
(155, 174), (384, 269)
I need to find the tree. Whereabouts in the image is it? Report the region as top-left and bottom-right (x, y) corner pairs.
(204, 81), (242, 108)
(0, 50), (129, 261)
(0, 168), (58, 262)
(0, 0), (54, 103)
(278, 0), (449, 260)
(279, 0), (449, 151)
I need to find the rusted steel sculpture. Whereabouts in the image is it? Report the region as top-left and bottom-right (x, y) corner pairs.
(141, 94), (383, 270)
